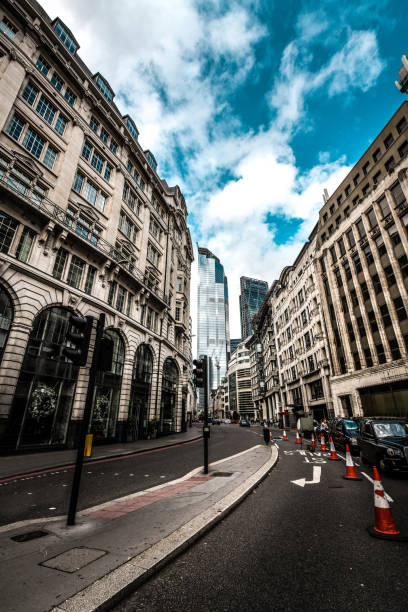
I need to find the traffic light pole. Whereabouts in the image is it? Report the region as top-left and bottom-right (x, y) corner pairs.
(203, 355), (209, 474)
(67, 313), (105, 526)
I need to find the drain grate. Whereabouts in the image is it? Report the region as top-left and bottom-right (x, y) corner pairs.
(212, 472), (233, 477)
(11, 530), (49, 542)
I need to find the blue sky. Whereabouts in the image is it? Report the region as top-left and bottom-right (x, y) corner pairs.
(41, 0), (408, 338)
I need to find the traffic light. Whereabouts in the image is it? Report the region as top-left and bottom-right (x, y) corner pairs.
(193, 357), (206, 388)
(62, 314), (93, 366)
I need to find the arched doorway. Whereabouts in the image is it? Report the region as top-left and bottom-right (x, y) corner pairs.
(161, 358), (178, 435)
(90, 329), (125, 440)
(128, 344), (153, 440)
(10, 306), (80, 448)
(0, 285), (13, 365)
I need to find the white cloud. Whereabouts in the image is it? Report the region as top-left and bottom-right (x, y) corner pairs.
(38, 1), (385, 340)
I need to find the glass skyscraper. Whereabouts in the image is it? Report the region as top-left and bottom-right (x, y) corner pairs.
(197, 247), (230, 405)
(239, 276), (268, 340)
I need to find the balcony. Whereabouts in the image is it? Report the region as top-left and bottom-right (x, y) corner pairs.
(369, 226), (381, 239)
(0, 155), (170, 307)
(381, 213), (394, 229)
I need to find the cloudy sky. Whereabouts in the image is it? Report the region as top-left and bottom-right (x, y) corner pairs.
(41, 0), (406, 340)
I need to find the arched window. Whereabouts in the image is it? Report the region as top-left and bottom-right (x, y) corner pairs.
(0, 286), (13, 365)
(11, 306), (79, 448)
(161, 358), (179, 435)
(128, 344), (153, 440)
(91, 329), (125, 439)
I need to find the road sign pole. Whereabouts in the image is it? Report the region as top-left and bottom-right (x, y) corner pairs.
(67, 313), (105, 526)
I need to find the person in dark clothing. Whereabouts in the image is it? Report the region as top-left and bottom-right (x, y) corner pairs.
(263, 423), (270, 445)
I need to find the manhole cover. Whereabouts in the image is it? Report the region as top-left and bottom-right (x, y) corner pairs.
(11, 530), (49, 542)
(40, 547), (107, 573)
(212, 472), (233, 477)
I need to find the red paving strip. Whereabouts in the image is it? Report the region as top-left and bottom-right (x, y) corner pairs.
(0, 438), (201, 484)
(88, 476), (213, 519)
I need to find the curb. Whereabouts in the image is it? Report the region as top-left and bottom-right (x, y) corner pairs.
(0, 435), (203, 482)
(51, 445), (278, 612)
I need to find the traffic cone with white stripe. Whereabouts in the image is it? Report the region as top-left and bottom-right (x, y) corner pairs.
(282, 430), (288, 441)
(320, 435), (327, 452)
(269, 431), (273, 442)
(368, 466), (408, 541)
(310, 433), (316, 450)
(343, 444), (362, 480)
(328, 436), (339, 461)
(296, 429), (301, 445)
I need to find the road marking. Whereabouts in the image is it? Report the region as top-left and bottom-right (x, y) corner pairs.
(361, 472), (393, 503)
(291, 466), (321, 487)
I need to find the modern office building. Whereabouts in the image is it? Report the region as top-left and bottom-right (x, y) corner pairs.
(239, 276), (268, 340)
(197, 247), (229, 406)
(229, 338), (242, 358)
(0, 0), (194, 451)
(225, 340), (253, 419)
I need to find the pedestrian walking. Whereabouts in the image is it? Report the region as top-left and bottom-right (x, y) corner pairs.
(263, 423), (270, 445)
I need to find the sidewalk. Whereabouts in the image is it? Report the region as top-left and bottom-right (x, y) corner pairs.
(0, 425), (202, 480)
(0, 440), (278, 612)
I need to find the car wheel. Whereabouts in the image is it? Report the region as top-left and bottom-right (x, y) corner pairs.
(360, 452), (368, 465)
(378, 458), (391, 474)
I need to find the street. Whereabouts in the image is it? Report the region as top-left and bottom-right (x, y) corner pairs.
(113, 429), (408, 612)
(0, 424), (261, 526)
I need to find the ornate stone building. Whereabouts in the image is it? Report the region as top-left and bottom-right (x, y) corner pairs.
(0, 0), (194, 450)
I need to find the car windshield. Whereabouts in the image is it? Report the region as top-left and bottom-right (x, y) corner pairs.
(373, 422), (408, 438)
(344, 420), (358, 429)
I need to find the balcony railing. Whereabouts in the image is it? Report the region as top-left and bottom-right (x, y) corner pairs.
(0, 163), (170, 306)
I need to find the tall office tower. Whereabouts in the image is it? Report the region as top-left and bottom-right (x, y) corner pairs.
(240, 277), (269, 340)
(197, 247), (229, 406)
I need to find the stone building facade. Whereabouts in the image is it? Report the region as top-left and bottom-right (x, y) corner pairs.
(315, 102), (408, 418)
(0, 0), (194, 451)
(225, 341), (253, 419)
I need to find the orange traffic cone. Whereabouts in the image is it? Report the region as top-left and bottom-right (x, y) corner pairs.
(320, 435), (327, 452)
(311, 433), (316, 449)
(296, 429), (301, 444)
(269, 431), (273, 442)
(282, 430), (288, 441)
(328, 436), (339, 461)
(368, 466), (407, 540)
(343, 444), (362, 480)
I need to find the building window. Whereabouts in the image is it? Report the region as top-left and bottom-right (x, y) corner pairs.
(22, 82), (38, 106)
(149, 218), (163, 243)
(397, 117), (407, 134)
(84, 265), (96, 295)
(89, 116), (99, 132)
(393, 296), (407, 321)
(176, 277), (182, 292)
(355, 218), (366, 239)
(346, 228), (355, 248)
(352, 253), (362, 273)
(100, 127), (109, 144)
(66, 255), (85, 289)
(51, 72), (64, 92)
(383, 265), (396, 288)
(364, 348), (373, 367)
(375, 343), (386, 364)
(360, 281), (370, 302)
(72, 171), (107, 212)
(6, 113), (59, 168)
(36, 95), (57, 125)
(384, 133), (394, 149)
(118, 210), (138, 244)
(52, 248), (68, 280)
(81, 140), (112, 181)
(371, 273), (383, 295)
(345, 185), (351, 197)
(391, 182), (406, 207)
(343, 261), (352, 281)
(389, 339), (401, 361)
(0, 211), (18, 254)
(147, 242), (160, 267)
(54, 114), (67, 136)
(116, 285), (127, 313)
(398, 140), (408, 158)
(366, 207), (378, 228)
(15, 227), (35, 262)
(350, 289), (358, 307)
(373, 148), (381, 163)
(338, 237), (346, 257)
(22, 83), (68, 138)
(64, 87), (76, 106)
(380, 304), (392, 327)
(362, 161), (370, 176)
(362, 243), (374, 265)
(353, 174), (360, 187)
(0, 16), (18, 39)
(373, 170), (382, 185)
(96, 75), (113, 102)
(110, 140), (118, 154)
(54, 21), (78, 54)
(36, 55), (50, 75)
(126, 117), (138, 141)
(385, 156), (395, 173)
(368, 310), (378, 333)
(344, 205), (350, 218)
(107, 281), (117, 306)
(175, 301), (182, 322)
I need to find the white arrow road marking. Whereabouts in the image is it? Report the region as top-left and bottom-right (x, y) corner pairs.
(361, 472), (393, 503)
(291, 466), (321, 487)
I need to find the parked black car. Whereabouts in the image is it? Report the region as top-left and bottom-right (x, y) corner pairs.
(330, 418), (360, 455)
(358, 417), (408, 473)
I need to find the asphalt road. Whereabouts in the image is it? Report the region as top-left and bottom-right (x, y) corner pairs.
(0, 424), (262, 526)
(113, 430), (408, 612)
